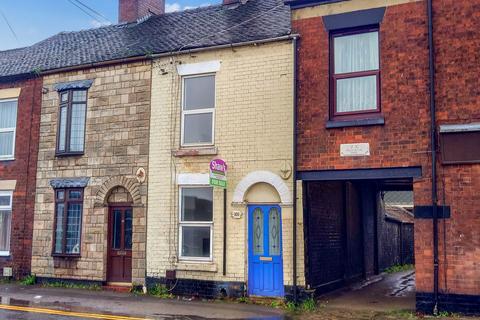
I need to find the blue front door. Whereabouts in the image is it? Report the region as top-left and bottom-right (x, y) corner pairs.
(248, 205), (284, 297)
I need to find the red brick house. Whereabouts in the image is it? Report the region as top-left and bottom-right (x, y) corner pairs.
(286, 0), (480, 314)
(0, 58), (42, 278)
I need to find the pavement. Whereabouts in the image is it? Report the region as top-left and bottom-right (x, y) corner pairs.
(0, 271), (476, 320)
(318, 271), (416, 312)
(0, 283), (286, 320)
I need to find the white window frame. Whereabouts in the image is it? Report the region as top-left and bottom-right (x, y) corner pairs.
(180, 74), (216, 147)
(0, 98), (18, 161)
(0, 190), (13, 256)
(178, 186), (213, 262)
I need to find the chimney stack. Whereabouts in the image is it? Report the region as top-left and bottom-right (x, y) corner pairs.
(119, 0), (165, 23)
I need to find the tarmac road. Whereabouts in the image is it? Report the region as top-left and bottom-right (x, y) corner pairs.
(0, 284), (285, 320)
(0, 304), (286, 320)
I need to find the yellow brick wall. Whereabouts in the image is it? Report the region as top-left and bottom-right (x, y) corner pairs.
(148, 40), (305, 287)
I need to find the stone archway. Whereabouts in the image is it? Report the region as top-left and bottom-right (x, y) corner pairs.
(233, 171), (292, 205)
(95, 176), (142, 207)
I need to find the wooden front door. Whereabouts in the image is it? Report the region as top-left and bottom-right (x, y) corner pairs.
(107, 206), (133, 283)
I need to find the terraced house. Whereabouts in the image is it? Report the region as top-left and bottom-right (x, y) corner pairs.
(146, 0), (304, 299)
(0, 51), (42, 279)
(0, 0), (306, 295)
(286, 0), (480, 314)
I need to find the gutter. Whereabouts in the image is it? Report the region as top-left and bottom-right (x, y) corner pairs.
(292, 35), (299, 303)
(37, 35), (299, 77)
(150, 35), (300, 58)
(284, 0), (347, 10)
(427, 0), (439, 313)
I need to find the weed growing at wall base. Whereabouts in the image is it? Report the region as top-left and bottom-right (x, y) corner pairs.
(41, 281), (101, 291)
(20, 274), (36, 286)
(384, 264), (414, 274)
(147, 284), (173, 299)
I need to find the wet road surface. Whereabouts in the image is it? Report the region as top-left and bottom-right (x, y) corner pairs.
(0, 305), (284, 320)
(0, 284), (285, 320)
(0, 303), (287, 320)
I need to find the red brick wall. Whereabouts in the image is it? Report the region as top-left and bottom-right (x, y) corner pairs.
(294, 2), (430, 172)
(119, 0), (165, 23)
(0, 77), (42, 278)
(415, 0), (480, 296)
(294, 0), (480, 297)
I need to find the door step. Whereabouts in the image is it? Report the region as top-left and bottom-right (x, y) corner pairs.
(103, 282), (132, 293)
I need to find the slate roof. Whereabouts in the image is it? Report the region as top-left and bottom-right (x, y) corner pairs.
(0, 0), (291, 79)
(384, 191), (414, 207)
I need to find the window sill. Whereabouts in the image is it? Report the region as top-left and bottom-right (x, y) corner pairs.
(326, 117), (385, 129)
(52, 254), (81, 259)
(0, 251), (10, 257)
(176, 261), (217, 272)
(173, 147), (218, 157)
(55, 152), (85, 158)
(0, 157), (15, 162)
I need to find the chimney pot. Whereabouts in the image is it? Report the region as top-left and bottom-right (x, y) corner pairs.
(119, 0), (165, 23)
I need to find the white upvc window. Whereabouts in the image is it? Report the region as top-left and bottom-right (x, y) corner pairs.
(0, 190), (13, 256)
(181, 74), (215, 147)
(178, 186), (213, 261)
(0, 99), (18, 160)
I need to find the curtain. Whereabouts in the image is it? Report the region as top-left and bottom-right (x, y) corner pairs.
(337, 75), (377, 112)
(334, 31), (379, 112)
(334, 31), (379, 74)
(0, 100), (17, 129)
(0, 100), (17, 157)
(0, 210), (11, 252)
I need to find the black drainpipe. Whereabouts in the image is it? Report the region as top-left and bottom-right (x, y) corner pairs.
(292, 35), (299, 303)
(427, 0), (439, 313)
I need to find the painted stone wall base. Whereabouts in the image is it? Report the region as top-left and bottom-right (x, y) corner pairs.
(284, 285), (311, 302)
(417, 292), (480, 315)
(146, 277), (245, 299)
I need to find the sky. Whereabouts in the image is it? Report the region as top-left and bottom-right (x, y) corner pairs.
(0, 0), (218, 51)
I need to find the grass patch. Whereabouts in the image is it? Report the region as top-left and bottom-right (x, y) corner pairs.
(384, 310), (418, 319)
(384, 264), (414, 274)
(41, 281), (101, 291)
(20, 274), (36, 286)
(236, 296), (250, 304)
(147, 284), (173, 299)
(130, 284), (145, 295)
(285, 298), (317, 313)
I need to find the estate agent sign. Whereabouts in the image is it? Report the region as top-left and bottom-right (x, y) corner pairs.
(210, 159), (227, 188)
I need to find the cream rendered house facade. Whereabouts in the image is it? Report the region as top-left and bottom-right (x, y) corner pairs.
(147, 39), (305, 298)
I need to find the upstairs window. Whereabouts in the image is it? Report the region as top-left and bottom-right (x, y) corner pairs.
(0, 191), (12, 256)
(57, 90), (87, 155)
(0, 99), (18, 160)
(53, 188), (84, 256)
(181, 75), (215, 146)
(331, 28), (380, 118)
